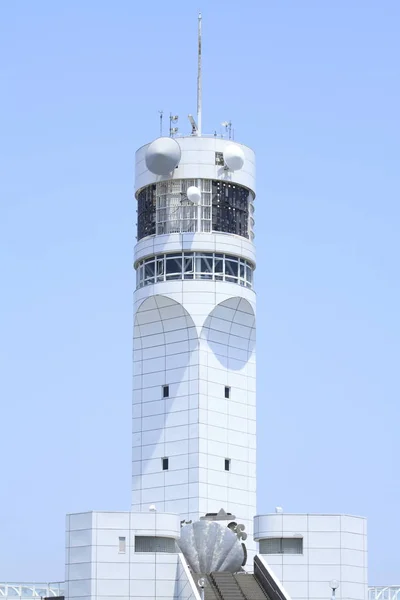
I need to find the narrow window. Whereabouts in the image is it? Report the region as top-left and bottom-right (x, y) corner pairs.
(225, 386), (230, 399)
(259, 537), (303, 555)
(225, 459), (230, 471)
(119, 536), (126, 553)
(162, 457), (169, 471)
(215, 152), (224, 166)
(163, 385), (169, 398)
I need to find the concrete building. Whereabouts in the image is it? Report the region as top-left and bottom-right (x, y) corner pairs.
(255, 512), (368, 600)
(0, 14), (377, 600)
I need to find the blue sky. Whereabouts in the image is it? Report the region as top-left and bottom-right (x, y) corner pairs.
(1, 0), (399, 586)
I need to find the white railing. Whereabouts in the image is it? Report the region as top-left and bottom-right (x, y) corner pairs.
(0, 584), (64, 598)
(369, 587), (400, 600)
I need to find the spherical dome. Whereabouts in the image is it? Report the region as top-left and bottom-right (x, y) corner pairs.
(145, 137), (181, 176)
(223, 143), (245, 171)
(187, 186), (201, 204)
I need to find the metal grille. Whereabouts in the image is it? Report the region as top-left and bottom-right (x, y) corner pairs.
(212, 181), (252, 239)
(137, 179), (253, 239)
(259, 537), (303, 555)
(137, 184), (156, 240)
(134, 536), (177, 553)
(156, 179), (198, 234)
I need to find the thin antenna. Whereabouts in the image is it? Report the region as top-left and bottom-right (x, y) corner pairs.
(169, 113), (179, 137)
(197, 13), (202, 136)
(159, 110), (163, 137)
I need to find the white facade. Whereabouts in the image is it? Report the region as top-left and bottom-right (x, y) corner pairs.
(132, 135), (257, 552)
(65, 511), (200, 600)
(254, 513), (368, 600)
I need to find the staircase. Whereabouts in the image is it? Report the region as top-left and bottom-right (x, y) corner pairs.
(190, 556), (290, 600)
(193, 571), (272, 600)
(235, 573), (271, 600)
(211, 572), (246, 600)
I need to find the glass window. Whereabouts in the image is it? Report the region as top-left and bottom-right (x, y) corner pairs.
(184, 256), (194, 279)
(225, 259), (238, 279)
(166, 256), (182, 279)
(246, 265), (252, 283)
(157, 258), (164, 281)
(259, 538), (303, 555)
(200, 256), (213, 273)
(144, 261), (155, 281)
(135, 253), (254, 290)
(135, 536), (177, 553)
(215, 152), (224, 166)
(215, 258), (223, 273)
(195, 255), (213, 279)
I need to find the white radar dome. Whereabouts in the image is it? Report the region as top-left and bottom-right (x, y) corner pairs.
(187, 186), (201, 204)
(145, 137), (181, 176)
(223, 143), (245, 171)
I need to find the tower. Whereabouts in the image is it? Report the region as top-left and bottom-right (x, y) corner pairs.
(132, 15), (257, 552)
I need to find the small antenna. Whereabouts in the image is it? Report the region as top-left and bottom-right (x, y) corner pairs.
(159, 110), (163, 137)
(197, 13), (202, 136)
(169, 113), (179, 137)
(221, 121), (233, 140)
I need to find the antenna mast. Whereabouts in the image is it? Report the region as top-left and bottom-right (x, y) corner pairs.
(197, 13), (202, 136)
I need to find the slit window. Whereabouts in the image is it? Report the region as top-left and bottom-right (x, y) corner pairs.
(225, 386), (230, 399)
(162, 457), (169, 471)
(225, 459), (231, 471)
(119, 536), (126, 553)
(259, 537), (303, 555)
(163, 385), (169, 398)
(135, 536), (177, 553)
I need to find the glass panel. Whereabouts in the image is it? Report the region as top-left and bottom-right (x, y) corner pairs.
(246, 265), (252, 283)
(200, 256), (213, 273)
(166, 257), (182, 279)
(135, 253), (253, 290)
(184, 257), (194, 273)
(282, 538), (303, 554)
(144, 262), (155, 280)
(259, 538), (281, 554)
(135, 536), (177, 553)
(157, 258), (164, 281)
(215, 258), (223, 273)
(225, 260), (238, 277)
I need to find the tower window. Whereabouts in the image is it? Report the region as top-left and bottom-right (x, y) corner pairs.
(119, 536), (126, 553)
(225, 459), (231, 471)
(162, 457), (169, 471)
(163, 385), (169, 398)
(225, 386), (230, 399)
(215, 152), (224, 166)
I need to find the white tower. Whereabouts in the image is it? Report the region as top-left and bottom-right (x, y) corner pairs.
(132, 15), (257, 554)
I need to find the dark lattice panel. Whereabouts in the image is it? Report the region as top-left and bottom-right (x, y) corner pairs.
(212, 181), (250, 238)
(137, 184), (156, 240)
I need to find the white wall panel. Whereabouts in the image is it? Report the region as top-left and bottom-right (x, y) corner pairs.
(255, 513), (368, 600)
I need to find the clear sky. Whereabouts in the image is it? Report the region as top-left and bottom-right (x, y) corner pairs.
(1, 0), (399, 586)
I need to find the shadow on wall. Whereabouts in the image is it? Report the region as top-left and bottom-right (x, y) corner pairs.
(133, 295), (199, 467)
(201, 298), (256, 371)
